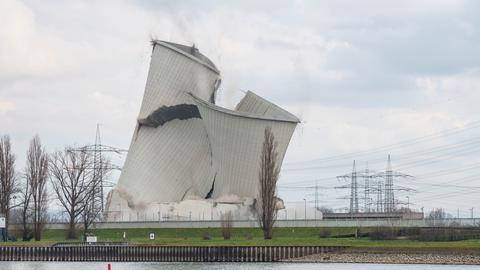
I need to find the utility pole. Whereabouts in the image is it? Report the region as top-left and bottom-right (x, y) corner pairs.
(352, 161), (359, 213)
(315, 181), (318, 220)
(384, 155), (394, 212)
(303, 198), (307, 221)
(473, 208), (476, 226)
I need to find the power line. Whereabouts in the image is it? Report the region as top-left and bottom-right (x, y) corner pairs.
(285, 119), (480, 165)
(284, 137), (480, 171)
(281, 161), (480, 188)
(69, 124), (128, 212)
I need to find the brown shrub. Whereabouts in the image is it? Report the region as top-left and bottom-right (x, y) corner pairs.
(221, 212), (233, 240)
(319, 228), (331, 238)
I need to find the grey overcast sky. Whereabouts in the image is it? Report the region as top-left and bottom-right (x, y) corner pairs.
(1, 0), (479, 216)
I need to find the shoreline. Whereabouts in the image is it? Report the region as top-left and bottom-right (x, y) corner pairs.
(1, 244), (479, 264)
(286, 247), (480, 265)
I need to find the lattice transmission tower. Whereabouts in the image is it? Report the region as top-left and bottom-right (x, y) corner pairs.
(336, 160), (360, 213)
(70, 124), (128, 212)
(336, 156), (415, 214)
(359, 162), (377, 213)
(375, 155), (415, 212)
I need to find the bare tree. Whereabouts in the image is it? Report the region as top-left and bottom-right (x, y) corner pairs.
(49, 148), (94, 239)
(426, 208), (450, 227)
(0, 135), (18, 236)
(318, 206), (334, 214)
(25, 135), (49, 241)
(397, 207), (413, 213)
(257, 127), (280, 239)
(427, 208), (448, 220)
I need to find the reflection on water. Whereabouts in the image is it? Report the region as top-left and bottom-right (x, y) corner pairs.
(0, 262), (477, 270)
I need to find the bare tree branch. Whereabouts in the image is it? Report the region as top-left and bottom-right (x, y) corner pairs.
(49, 148), (94, 239)
(49, 146), (111, 240)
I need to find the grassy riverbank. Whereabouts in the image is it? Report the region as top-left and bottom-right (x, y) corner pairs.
(2, 227), (480, 249)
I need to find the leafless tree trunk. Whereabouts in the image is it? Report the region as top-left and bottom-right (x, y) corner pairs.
(257, 127), (280, 239)
(18, 177), (32, 240)
(25, 135), (49, 241)
(0, 135), (18, 237)
(49, 148), (93, 239)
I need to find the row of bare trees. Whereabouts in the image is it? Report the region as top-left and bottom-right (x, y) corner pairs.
(0, 135), (51, 241)
(0, 134), (110, 241)
(2, 127), (276, 242)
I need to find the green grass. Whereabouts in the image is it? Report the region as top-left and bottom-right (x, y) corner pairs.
(3, 227), (480, 249)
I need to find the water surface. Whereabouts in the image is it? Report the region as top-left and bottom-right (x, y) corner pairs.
(0, 262), (477, 270)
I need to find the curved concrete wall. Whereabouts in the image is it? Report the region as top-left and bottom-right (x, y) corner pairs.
(191, 94), (298, 199)
(106, 41), (299, 221)
(110, 41), (220, 207)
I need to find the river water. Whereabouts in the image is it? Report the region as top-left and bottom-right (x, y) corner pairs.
(0, 263), (477, 270)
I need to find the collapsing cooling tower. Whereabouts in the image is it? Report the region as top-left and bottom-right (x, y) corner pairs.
(105, 41), (299, 221)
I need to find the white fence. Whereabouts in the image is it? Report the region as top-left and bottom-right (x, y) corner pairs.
(9, 218), (479, 230)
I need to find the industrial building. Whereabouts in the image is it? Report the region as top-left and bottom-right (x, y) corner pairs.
(322, 212), (424, 220)
(105, 41), (299, 221)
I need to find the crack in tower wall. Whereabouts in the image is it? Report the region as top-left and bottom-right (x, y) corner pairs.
(204, 176), (216, 199)
(138, 104), (202, 128)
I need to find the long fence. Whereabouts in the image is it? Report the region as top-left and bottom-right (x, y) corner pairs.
(9, 218), (477, 230)
(0, 246), (344, 262)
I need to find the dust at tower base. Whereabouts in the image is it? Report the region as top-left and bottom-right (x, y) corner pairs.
(105, 40), (299, 222)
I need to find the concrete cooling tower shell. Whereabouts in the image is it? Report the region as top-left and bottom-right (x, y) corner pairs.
(109, 40), (220, 209)
(190, 92), (299, 200)
(105, 40), (299, 221)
